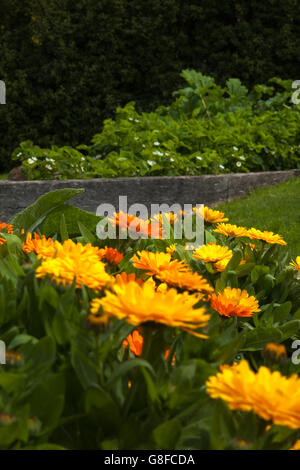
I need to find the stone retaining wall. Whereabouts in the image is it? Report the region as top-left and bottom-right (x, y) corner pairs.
(0, 169), (299, 222)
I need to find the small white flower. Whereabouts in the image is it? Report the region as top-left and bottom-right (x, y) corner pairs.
(196, 156), (202, 161)
(233, 146), (238, 151)
(142, 144), (146, 148)
(45, 164), (52, 170)
(170, 157), (175, 162)
(147, 160), (156, 166)
(46, 158), (55, 164)
(219, 164), (225, 170)
(239, 155), (246, 161)
(128, 118), (133, 121)
(153, 141), (160, 146)
(17, 152), (22, 157)
(27, 157), (37, 165)
(153, 150), (163, 156)
(236, 161), (242, 167)
(134, 119), (140, 123)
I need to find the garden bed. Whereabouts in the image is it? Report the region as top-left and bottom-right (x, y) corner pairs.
(0, 169), (299, 222)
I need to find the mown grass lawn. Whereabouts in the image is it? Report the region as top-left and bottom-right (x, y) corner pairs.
(217, 177), (300, 259)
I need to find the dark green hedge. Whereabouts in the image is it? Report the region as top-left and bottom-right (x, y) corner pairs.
(0, 0), (300, 172)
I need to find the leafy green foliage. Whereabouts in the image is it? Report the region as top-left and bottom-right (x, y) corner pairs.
(12, 72), (300, 179)
(1, 1), (300, 172)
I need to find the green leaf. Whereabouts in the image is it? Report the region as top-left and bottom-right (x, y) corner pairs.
(41, 204), (101, 238)
(273, 302), (292, 324)
(60, 213), (69, 242)
(71, 346), (99, 390)
(85, 386), (121, 433)
(242, 327), (283, 351)
(107, 359), (155, 387)
(153, 418), (182, 449)
(278, 320), (300, 340)
(251, 265), (270, 283)
(78, 221), (96, 244)
(10, 188), (84, 232)
(27, 373), (65, 431)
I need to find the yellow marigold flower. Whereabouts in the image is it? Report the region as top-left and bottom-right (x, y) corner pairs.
(213, 258), (231, 272)
(166, 244), (177, 255)
(56, 239), (102, 260)
(193, 207), (228, 224)
(206, 360), (300, 429)
(152, 212), (178, 225)
(290, 257), (300, 271)
(157, 282), (168, 293)
(89, 281), (210, 338)
(193, 243), (233, 263)
(36, 254), (112, 291)
(246, 228), (287, 245)
(0, 237), (6, 246)
(263, 342), (287, 361)
(157, 269), (213, 295)
(22, 232), (59, 259)
(98, 246), (124, 265)
(131, 250), (189, 276)
(290, 440), (300, 450)
(214, 223), (249, 238)
(210, 287), (260, 317)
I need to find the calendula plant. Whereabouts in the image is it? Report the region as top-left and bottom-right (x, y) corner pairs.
(0, 189), (300, 450)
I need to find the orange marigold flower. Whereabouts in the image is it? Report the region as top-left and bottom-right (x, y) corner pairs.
(123, 330), (144, 356)
(156, 269), (213, 295)
(22, 232), (59, 258)
(193, 207), (228, 224)
(99, 246), (124, 265)
(214, 223), (249, 238)
(109, 211), (151, 236)
(115, 272), (144, 286)
(89, 281), (210, 338)
(206, 360), (300, 429)
(131, 250), (189, 276)
(123, 330), (176, 364)
(164, 347), (176, 365)
(0, 237), (6, 246)
(210, 287), (260, 317)
(246, 228), (287, 245)
(290, 257), (300, 272)
(193, 243), (233, 263)
(263, 342), (287, 362)
(0, 222), (14, 234)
